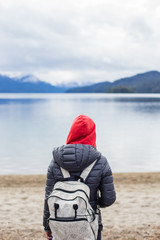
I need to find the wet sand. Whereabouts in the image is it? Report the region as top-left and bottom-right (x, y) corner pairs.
(0, 172), (160, 240)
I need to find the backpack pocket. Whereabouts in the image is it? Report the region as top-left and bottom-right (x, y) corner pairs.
(49, 218), (98, 240)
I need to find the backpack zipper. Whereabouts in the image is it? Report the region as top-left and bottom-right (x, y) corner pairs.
(48, 195), (88, 209)
(53, 188), (89, 200)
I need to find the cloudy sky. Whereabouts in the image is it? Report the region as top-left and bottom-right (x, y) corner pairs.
(0, 0), (160, 85)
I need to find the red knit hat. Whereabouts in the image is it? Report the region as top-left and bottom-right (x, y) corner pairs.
(66, 115), (96, 148)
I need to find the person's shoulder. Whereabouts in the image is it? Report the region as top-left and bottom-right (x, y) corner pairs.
(52, 145), (65, 153)
(97, 152), (108, 163)
(97, 153), (111, 171)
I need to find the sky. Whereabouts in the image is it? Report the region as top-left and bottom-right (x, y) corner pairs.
(0, 0), (160, 85)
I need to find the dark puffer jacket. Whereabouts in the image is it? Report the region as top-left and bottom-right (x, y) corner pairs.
(43, 144), (116, 231)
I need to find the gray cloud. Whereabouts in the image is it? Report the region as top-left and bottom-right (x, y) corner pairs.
(0, 0), (160, 84)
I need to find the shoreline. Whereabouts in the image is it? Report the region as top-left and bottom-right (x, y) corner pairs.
(0, 172), (160, 240)
(0, 172), (160, 187)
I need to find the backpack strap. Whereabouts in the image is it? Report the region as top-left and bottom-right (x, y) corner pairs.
(60, 158), (99, 181)
(60, 167), (70, 178)
(80, 159), (98, 182)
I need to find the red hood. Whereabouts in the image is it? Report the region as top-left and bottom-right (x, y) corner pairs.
(66, 115), (96, 148)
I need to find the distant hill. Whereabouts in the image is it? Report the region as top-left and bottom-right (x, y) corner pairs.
(66, 81), (112, 93)
(0, 75), (65, 93)
(66, 71), (160, 93)
(1, 71), (160, 93)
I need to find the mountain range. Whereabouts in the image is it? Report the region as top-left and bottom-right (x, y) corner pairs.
(66, 71), (160, 93)
(1, 71), (160, 93)
(0, 75), (66, 93)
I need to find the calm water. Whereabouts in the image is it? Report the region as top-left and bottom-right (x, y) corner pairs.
(0, 93), (160, 174)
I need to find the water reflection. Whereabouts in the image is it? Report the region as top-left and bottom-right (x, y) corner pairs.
(0, 93), (160, 174)
(0, 98), (46, 105)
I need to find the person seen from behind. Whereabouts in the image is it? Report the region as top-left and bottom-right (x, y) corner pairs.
(43, 115), (116, 240)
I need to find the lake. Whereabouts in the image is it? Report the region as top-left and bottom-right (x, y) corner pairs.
(0, 93), (160, 174)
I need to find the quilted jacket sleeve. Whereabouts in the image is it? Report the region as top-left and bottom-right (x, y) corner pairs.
(99, 158), (116, 207)
(43, 160), (56, 231)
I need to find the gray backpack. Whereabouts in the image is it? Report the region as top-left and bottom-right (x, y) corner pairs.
(47, 160), (99, 240)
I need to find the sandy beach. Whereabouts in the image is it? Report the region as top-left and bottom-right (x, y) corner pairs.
(0, 172), (160, 240)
